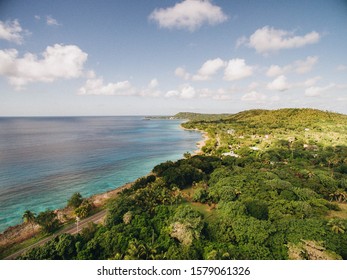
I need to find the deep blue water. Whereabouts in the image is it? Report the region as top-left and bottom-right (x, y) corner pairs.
(0, 116), (201, 232)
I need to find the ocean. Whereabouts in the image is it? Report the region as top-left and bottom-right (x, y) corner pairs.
(0, 116), (202, 233)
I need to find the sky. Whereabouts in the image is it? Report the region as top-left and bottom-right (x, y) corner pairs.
(0, 0), (346, 116)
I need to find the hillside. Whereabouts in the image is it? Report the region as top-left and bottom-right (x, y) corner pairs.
(17, 108), (347, 260)
(173, 112), (231, 122)
(182, 108), (347, 155)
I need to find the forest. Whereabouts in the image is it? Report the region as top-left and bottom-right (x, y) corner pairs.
(18, 108), (347, 260)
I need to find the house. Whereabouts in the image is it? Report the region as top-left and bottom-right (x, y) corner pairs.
(227, 129), (235, 135)
(222, 151), (240, 157)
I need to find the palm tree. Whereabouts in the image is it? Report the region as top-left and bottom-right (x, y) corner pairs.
(171, 186), (182, 205)
(327, 219), (346, 234)
(329, 190), (347, 203)
(22, 210), (36, 232)
(234, 188), (242, 199)
(124, 239), (147, 260)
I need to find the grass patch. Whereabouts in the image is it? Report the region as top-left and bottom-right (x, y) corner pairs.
(0, 232), (49, 259)
(326, 203), (347, 220)
(179, 200), (217, 222)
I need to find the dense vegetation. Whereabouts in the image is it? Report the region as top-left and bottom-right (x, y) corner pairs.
(19, 108), (347, 260)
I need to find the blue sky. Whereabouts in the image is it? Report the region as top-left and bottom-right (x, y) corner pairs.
(0, 0), (346, 116)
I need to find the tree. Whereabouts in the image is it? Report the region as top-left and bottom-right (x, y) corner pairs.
(161, 164), (203, 188)
(22, 210), (36, 231)
(36, 210), (60, 233)
(192, 187), (208, 203)
(183, 152), (191, 159)
(55, 234), (76, 259)
(74, 200), (93, 219)
(124, 239), (148, 260)
(169, 205), (204, 246)
(67, 192), (84, 209)
(245, 200), (269, 220)
(329, 190), (347, 203)
(231, 216), (270, 245)
(327, 219), (346, 234)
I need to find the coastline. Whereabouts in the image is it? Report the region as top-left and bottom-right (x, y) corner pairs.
(0, 181), (134, 251)
(180, 124), (209, 155)
(194, 131), (209, 155)
(0, 123), (207, 254)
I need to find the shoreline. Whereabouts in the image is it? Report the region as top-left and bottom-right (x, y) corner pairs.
(180, 124), (209, 155)
(0, 123), (207, 252)
(0, 181), (134, 250)
(194, 131), (209, 155)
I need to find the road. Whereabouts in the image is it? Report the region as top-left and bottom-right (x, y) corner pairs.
(4, 209), (107, 260)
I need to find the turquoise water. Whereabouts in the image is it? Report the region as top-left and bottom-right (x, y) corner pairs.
(0, 116), (201, 232)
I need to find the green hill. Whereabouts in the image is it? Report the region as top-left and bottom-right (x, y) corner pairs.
(173, 112), (231, 122)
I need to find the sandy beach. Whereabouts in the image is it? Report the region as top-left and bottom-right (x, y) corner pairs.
(180, 125), (209, 155)
(194, 131), (209, 155)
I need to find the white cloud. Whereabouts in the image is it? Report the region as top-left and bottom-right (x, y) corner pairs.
(241, 91), (267, 102)
(148, 78), (159, 89)
(46, 15), (61, 26)
(294, 56), (318, 74)
(267, 75), (291, 91)
(78, 77), (135, 96)
(212, 94), (232, 100)
(175, 67), (191, 80)
(177, 57), (254, 82)
(266, 65), (288, 77)
(85, 70), (96, 79)
(139, 78), (162, 97)
(180, 85), (196, 98)
(166, 84), (196, 99)
(0, 44), (88, 89)
(235, 36), (247, 48)
(224, 58), (253, 81)
(336, 84), (347, 89)
(241, 26), (320, 54)
(266, 56), (318, 77)
(248, 82), (260, 91)
(0, 19), (25, 44)
(192, 58), (225, 81)
(337, 64), (347, 71)
(79, 77), (162, 97)
(304, 76), (321, 87)
(165, 85), (238, 100)
(198, 87), (234, 100)
(305, 84), (335, 97)
(165, 90), (179, 98)
(149, 0), (228, 31)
